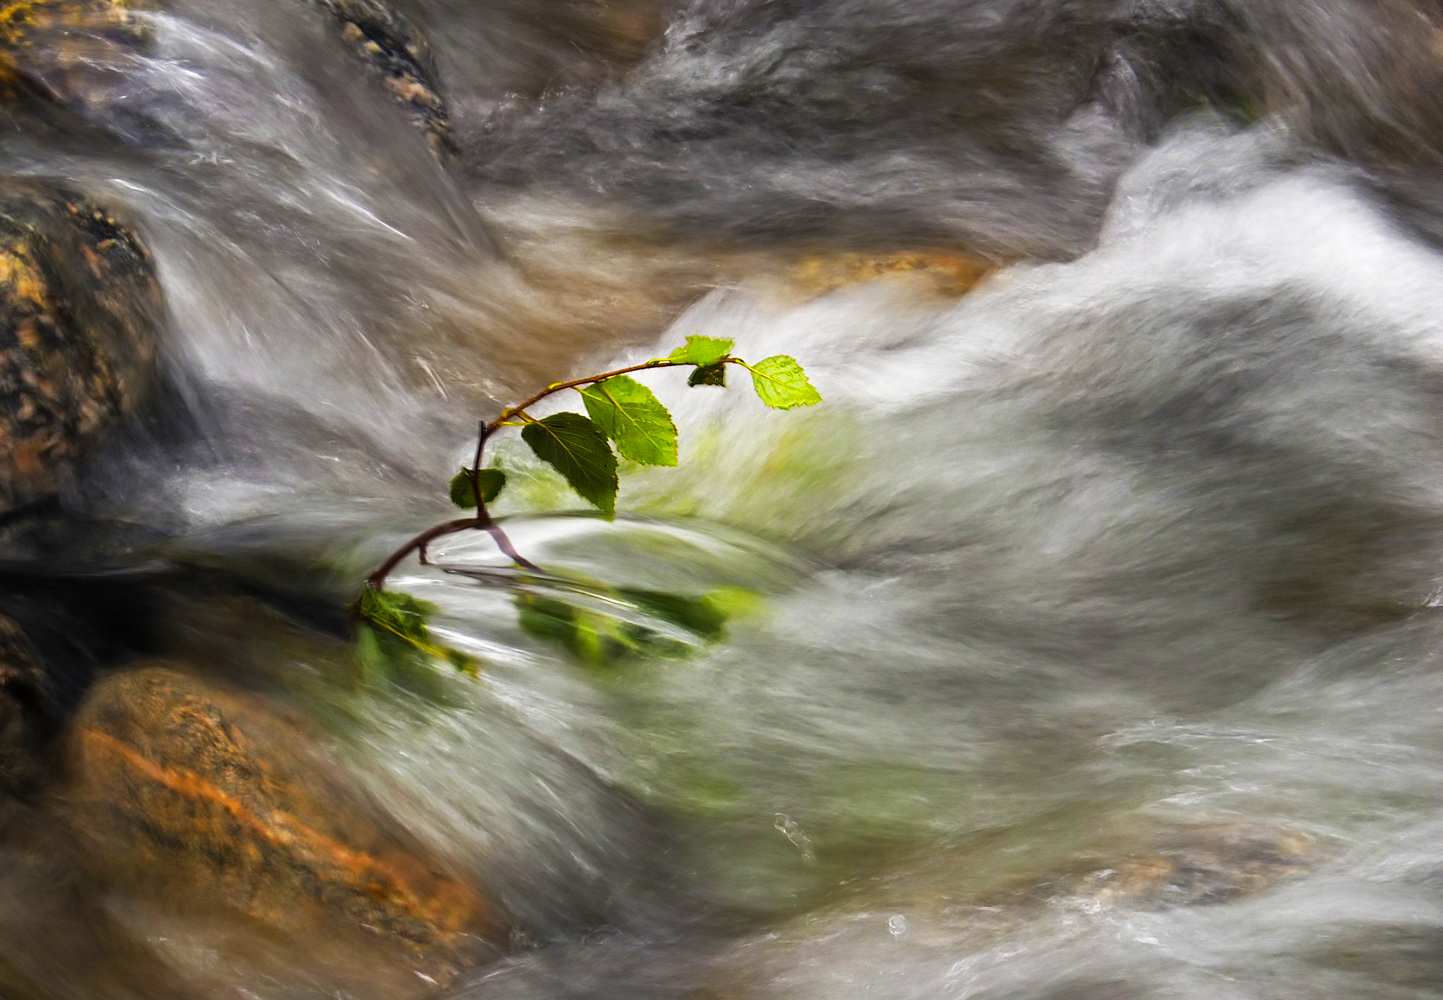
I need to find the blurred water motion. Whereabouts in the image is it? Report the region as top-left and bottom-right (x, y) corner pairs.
(1, 0), (1443, 997)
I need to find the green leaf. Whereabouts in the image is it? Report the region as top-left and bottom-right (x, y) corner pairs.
(359, 588), (438, 643)
(748, 355), (822, 410)
(618, 588), (729, 640)
(667, 335), (734, 366)
(449, 468), (506, 508)
(579, 376), (678, 467)
(688, 363), (727, 388)
(355, 590), (481, 693)
(355, 624), (388, 683)
(521, 412), (619, 516)
(445, 647), (482, 677)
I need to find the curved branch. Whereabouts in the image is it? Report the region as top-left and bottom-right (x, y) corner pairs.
(368, 355), (742, 592)
(368, 517), (483, 590)
(487, 358), (700, 432)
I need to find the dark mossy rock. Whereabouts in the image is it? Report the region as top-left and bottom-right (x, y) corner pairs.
(314, 0), (452, 152)
(0, 0), (150, 120)
(54, 663), (505, 987)
(0, 613), (51, 797)
(0, 179), (161, 514)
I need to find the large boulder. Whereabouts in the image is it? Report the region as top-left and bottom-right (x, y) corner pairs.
(0, 179), (161, 514)
(53, 664), (504, 986)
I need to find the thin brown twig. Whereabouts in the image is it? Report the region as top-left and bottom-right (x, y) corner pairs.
(486, 358), (692, 432)
(367, 356), (737, 591)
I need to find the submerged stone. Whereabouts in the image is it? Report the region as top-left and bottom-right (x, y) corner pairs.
(1077, 823), (1320, 909)
(0, 179), (161, 514)
(313, 0), (452, 152)
(54, 664), (504, 985)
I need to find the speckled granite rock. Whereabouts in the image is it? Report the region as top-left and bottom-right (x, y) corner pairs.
(0, 0), (149, 118)
(314, 0), (452, 152)
(0, 179), (161, 514)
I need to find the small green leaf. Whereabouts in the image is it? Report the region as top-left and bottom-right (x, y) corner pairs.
(359, 588), (438, 643)
(521, 412), (619, 516)
(449, 471), (475, 509)
(445, 648), (482, 677)
(449, 468), (506, 508)
(748, 355), (822, 410)
(688, 363), (727, 388)
(355, 625), (388, 683)
(618, 588), (729, 640)
(580, 376), (678, 467)
(667, 335), (734, 366)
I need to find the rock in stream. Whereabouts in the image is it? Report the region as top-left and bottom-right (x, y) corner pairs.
(0, 179), (161, 515)
(53, 663), (507, 989)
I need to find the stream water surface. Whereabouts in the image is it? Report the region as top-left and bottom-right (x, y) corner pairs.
(2, 1), (1443, 998)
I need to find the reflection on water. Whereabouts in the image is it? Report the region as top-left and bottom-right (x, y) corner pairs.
(1, 0), (1443, 997)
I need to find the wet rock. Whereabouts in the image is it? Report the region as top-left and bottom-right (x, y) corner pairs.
(1076, 823), (1319, 909)
(709, 821), (1322, 998)
(0, 179), (161, 514)
(0, 0), (150, 119)
(786, 250), (996, 300)
(313, 0), (452, 152)
(0, 613), (51, 797)
(54, 664), (504, 986)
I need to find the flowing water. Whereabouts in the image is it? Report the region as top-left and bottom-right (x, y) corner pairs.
(4, 0), (1443, 997)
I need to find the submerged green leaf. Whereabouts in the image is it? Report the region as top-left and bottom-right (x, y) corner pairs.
(521, 412), (619, 516)
(514, 583), (754, 669)
(688, 363), (727, 388)
(580, 376), (678, 467)
(359, 588), (437, 643)
(618, 587), (728, 639)
(355, 589), (484, 686)
(748, 355), (822, 409)
(445, 648), (482, 677)
(667, 335), (734, 367)
(449, 468), (507, 508)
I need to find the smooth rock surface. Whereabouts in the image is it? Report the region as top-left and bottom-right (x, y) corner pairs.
(54, 663), (505, 987)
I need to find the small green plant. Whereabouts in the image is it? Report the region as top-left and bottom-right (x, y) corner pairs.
(353, 336), (820, 671)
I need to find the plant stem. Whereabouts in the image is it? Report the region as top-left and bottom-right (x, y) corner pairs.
(367, 356), (737, 591)
(486, 358), (692, 432)
(368, 517), (483, 590)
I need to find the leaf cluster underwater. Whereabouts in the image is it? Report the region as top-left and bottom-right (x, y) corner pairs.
(356, 334), (819, 680)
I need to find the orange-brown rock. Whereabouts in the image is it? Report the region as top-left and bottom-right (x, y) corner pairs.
(54, 664), (503, 986)
(788, 250), (995, 299)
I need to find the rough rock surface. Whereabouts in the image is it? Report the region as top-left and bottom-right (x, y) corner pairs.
(0, 179), (161, 514)
(0, 613), (51, 797)
(1076, 823), (1319, 909)
(314, 0), (452, 151)
(0, 0), (148, 117)
(55, 664), (504, 984)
